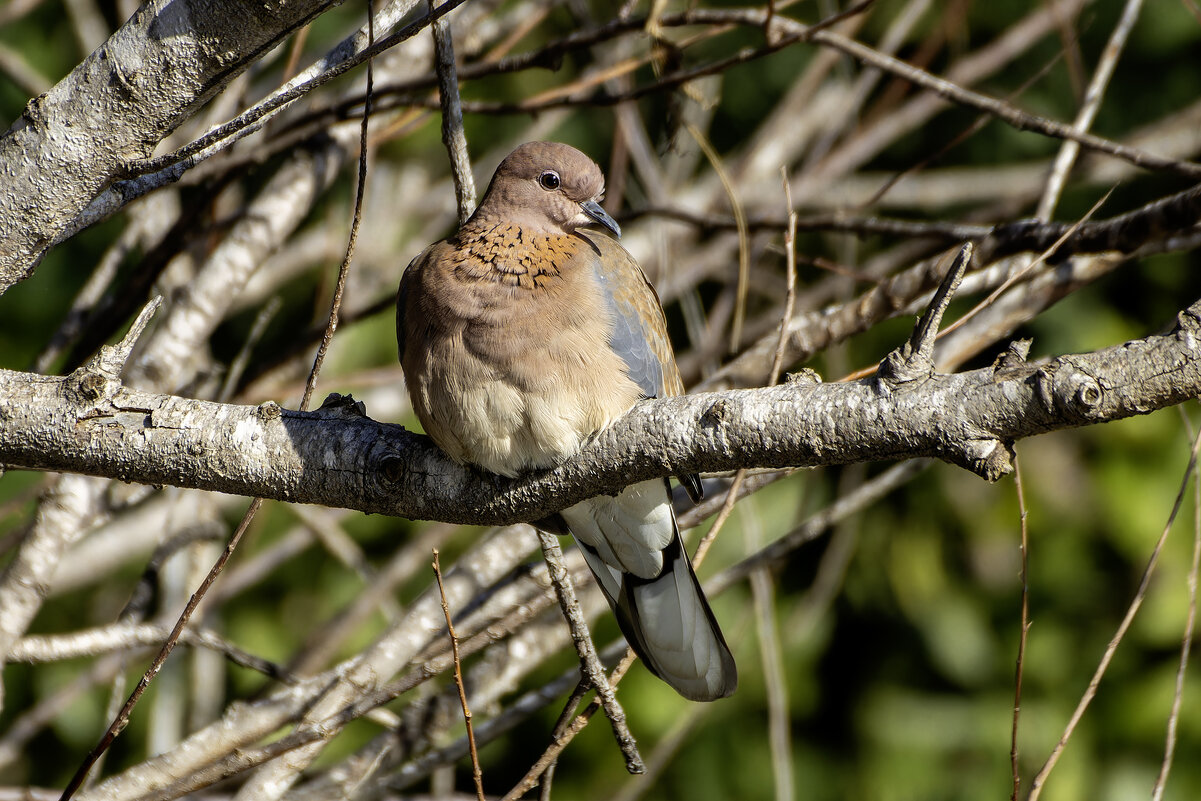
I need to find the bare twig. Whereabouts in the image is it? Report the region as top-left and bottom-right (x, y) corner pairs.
(125, 0), (466, 183)
(753, 171), (799, 801)
(505, 681), (590, 801)
(430, 0), (476, 224)
(1035, 0), (1143, 220)
(218, 296), (282, 404)
(1151, 408), (1201, 801)
(746, 500), (793, 801)
(1011, 456), (1031, 801)
(769, 170), (799, 386)
(936, 189), (1113, 347)
(500, 649), (638, 801)
(1027, 424), (1201, 800)
(803, 24), (1201, 179)
(58, 498), (264, 801)
(684, 122), (750, 353)
(535, 529), (644, 774)
(298, 2), (375, 413)
(432, 550), (485, 801)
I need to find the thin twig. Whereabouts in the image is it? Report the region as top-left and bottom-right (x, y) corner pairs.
(1010, 455), (1031, 801)
(535, 529), (644, 774)
(1027, 424), (1201, 800)
(1035, 0), (1143, 220)
(507, 681), (589, 801)
(683, 121), (749, 353)
(9, 622), (293, 680)
(1151, 408), (1201, 801)
(861, 38), (1070, 211)
(802, 23), (1201, 179)
(746, 500), (793, 801)
(936, 188), (1113, 346)
(500, 650), (638, 801)
(693, 472), (746, 569)
(753, 169), (798, 801)
(430, 0), (476, 224)
(769, 169), (799, 386)
(125, 0), (467, 183)
(432, 550), (485, 801)
(298, 2), (375, 412)
(58, 498), (264, 801)
(218, 296), (282, 404)
(711, 461), (929, 593)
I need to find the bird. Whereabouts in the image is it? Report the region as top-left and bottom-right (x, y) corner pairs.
(397, 141), (736, 701)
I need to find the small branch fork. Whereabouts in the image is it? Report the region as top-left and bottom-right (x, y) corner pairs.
(878, 241), (972, 383)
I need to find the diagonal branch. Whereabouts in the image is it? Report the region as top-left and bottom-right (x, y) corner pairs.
(0, 0), (343, 291)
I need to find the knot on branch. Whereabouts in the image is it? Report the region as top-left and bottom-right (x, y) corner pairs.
(948, 437), (1015, 482)
(1049, 358), (1105, 419)
(876, 346), (934, 386)
(379, 453), (406, 485)
(62, 296), (162, 409)
(64, 369), (116, 407)
(990, 339), (1033, 380)
(1176, 303), (1201, 345)
(701, 397), (733, 427)
(785, 368), (822, 385)
(257, 400), (282, 421)
(317, 392), (367, 419)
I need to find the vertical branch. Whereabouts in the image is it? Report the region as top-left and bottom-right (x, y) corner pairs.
(432, 550), (485, 801)
(430, 0), (476, 225)
(299, 1), (375, 412)
(1151, 409), (1201, 801)
(754, 169), (799, 801)
(747, 501), (793, 801)
(1010, 456), (1031, 801)
(535, 529), (644, 775)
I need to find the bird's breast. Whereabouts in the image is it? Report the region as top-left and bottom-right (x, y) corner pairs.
(403, 236), (643, 477)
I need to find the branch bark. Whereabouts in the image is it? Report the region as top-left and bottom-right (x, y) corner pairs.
(2, 298), (1198, 526)
(0, 0), (342, 291)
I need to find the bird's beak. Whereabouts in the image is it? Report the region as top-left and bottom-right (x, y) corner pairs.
(580, 200), (622, 238)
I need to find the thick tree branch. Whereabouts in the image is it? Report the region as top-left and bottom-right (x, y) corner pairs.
(0, 0), (344, 291)
(2, 299), (1198, 525)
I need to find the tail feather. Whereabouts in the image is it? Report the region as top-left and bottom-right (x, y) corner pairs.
(576, 524), (737, 702)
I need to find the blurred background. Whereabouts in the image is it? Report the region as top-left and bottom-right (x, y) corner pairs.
(1, 0), (1200, 798)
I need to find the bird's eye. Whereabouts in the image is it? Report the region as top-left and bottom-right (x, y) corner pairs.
(538, 171), (561, 190)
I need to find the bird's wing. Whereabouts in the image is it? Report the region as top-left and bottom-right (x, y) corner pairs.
(581, 231), (702, 501)
(582, 231), (679, 400)
(396, 243), (439, 360)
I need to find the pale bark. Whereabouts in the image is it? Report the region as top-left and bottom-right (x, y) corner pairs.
(0, 0), (343, 291)
(1, 297), (1198, 526)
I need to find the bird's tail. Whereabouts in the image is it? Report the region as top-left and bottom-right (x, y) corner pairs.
(576, 522), (737, 702)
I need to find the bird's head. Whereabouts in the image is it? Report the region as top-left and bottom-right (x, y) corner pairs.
(471, 141), (622, 238)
